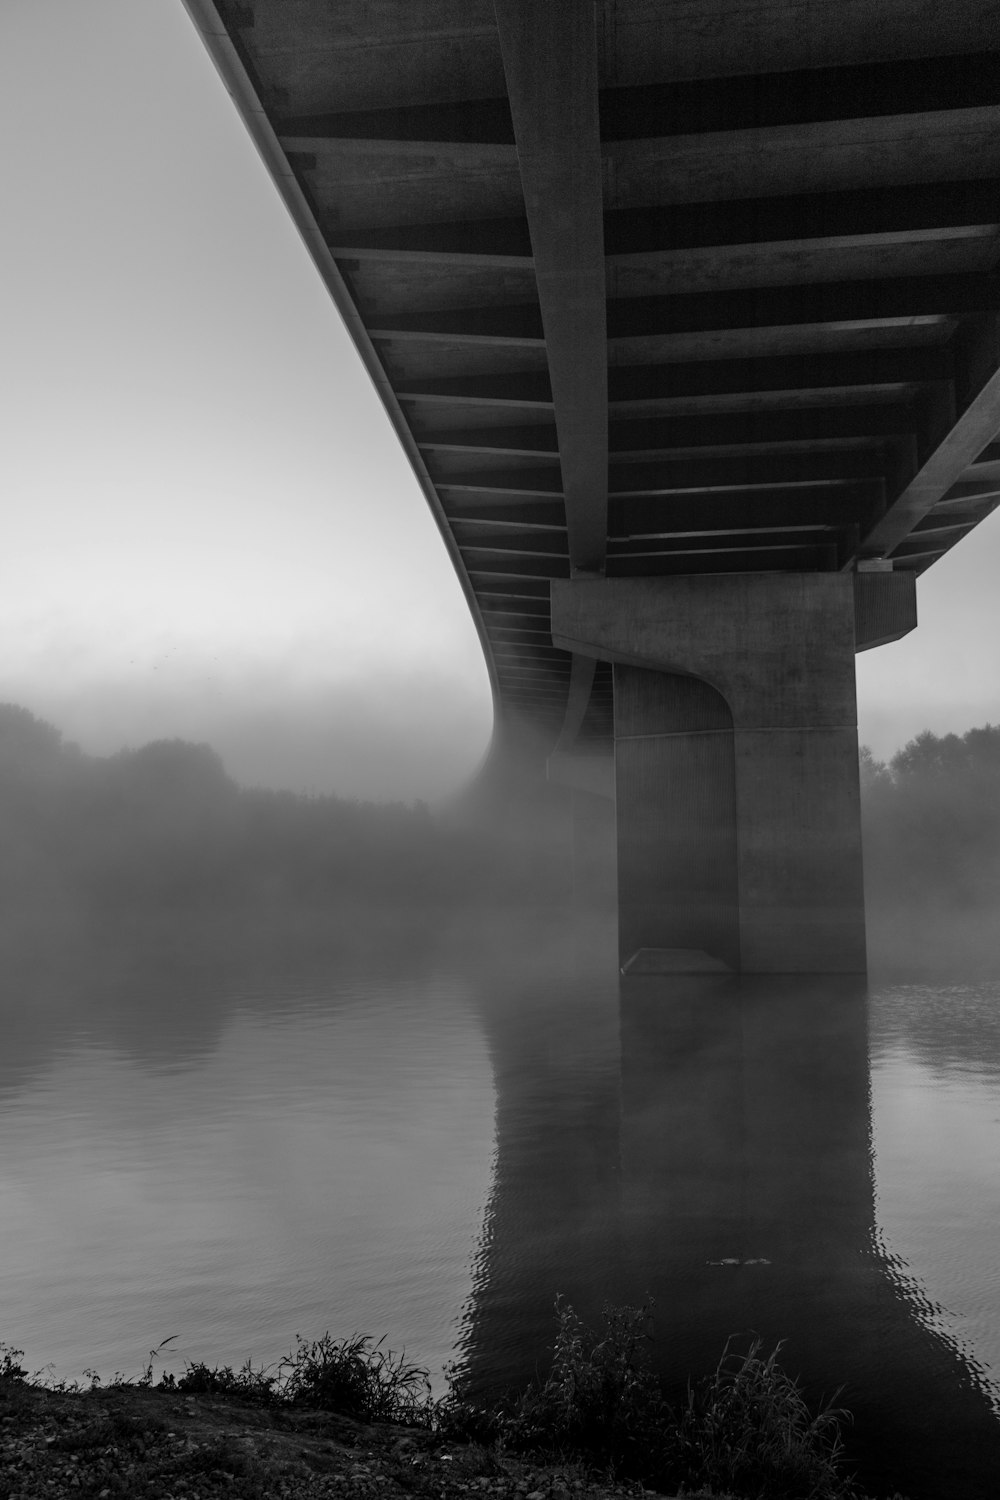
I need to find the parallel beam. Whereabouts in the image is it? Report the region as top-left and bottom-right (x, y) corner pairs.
(277, 99), (515, 146)
(433, 451), (885, 493)
(448, 492), (875, 535)
(375, 273), (999, 343)
(332, 179), (1000, 262)
(418, 408), (915, 457)
(398, 349), (950, 412)
(607, 350), (952, 404)
(276, 51), (1000, 148)
(608, 544), (840, 575)
(482, 0), (607, 573)
(604, 180), (1000, 257)
(600, 51), (1000, 139)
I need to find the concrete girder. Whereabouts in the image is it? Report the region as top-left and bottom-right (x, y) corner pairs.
(865, 315), (1000, 556)
(492, 0), (608, 577)
(370, 273), (1000, 343)
(327, 178), (1000, 262)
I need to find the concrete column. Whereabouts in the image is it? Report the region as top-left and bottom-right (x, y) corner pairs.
(615, 666), (740, 969)
(552, 574), (869, 973)
(570, 788), (617, 910)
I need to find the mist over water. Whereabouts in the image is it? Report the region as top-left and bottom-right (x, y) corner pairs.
(2, 703), (1000, 1498)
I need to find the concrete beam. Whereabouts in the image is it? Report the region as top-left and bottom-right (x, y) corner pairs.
(449, 491), (872, 535)
(398, 348), (950, 413)
(331, 177), (1000, 262)
(491, 1), (608, 575)
(436, 451), (885, 494)
(865, 315), (1000, 554)
(421, 426), (560, 456)
(600, 51), (1000, 139)
(609, 543), (841, 576)
(463, 559), (569, 583)
(551, 574), (858, 725)
(553, 571), (915, 665)
(610, 490), (875, 536)
(605, 274), (1000, 340)
(853, 572), (918, 650)
(281, 51), (1000, 149)
(608, 406), (917, 450)
(399, 371), (553, 407)
(375, 274), (998, 344)
(604, 179), (1000, 257)
(551, 575), (867, 972)
(547, 749), (614, 801)
(276, 99), (515, 146)
(606, 348), (953, 405)
(420, 408), (914, 456)
(552, 653), (597, 755)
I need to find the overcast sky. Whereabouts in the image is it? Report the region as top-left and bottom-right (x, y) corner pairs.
(1, 1), (997, 799)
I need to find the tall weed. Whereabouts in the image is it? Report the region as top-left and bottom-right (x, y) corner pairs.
(673, 1335), (854, 1500)
(482, 1300), (858, 1499)
(492, 1297), (667, 1469)
(279, 1332), (431, 1423)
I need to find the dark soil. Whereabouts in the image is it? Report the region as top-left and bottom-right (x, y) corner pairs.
(0, 1380), (680, 1500)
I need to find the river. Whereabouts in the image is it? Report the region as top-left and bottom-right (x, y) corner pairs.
(1, 909), (998, 1497)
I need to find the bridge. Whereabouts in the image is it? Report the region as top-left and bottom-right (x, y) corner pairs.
(183, 1), (1000, 973)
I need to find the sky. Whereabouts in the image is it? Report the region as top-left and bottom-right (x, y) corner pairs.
(1, 1), (998, 799)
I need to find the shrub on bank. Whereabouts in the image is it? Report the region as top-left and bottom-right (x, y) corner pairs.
(446, 1300), (855, 1500)
(0, 1304), (882, 1500)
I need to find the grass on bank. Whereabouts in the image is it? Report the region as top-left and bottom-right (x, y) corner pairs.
(1, 1300), (902, 1500)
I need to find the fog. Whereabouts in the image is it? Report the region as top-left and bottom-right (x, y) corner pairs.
(3, 695), (1000, 1500)
(4, 693), (1000, 978)
(860, 724), (1000, 976)
(0, 701), (571, 940)
(3, 669), (492, 805)
(2, 7), (999, 1492)
(3, 1), (1000, 808)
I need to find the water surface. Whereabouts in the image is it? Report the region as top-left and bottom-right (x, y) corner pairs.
(1, 915), (998, 1496)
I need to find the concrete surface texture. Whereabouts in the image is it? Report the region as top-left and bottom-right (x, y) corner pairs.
(553, 574), (867, 972)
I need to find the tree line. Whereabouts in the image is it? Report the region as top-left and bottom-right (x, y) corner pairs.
(860, 723), (1000, 919)
(3, 700), (998, 928)
(0, 703), (559, 918)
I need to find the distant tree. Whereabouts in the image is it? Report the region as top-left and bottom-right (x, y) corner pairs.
(890, 723), (1000, 780)
(861, 724), (1000, 914)
(858, 743), (889, 790)
(107, 739), (235, 803)
(0, 700), (562, 918)
(0, 702), (80, 783)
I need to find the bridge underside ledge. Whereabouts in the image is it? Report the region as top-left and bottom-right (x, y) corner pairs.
(551, 573), (914, 974)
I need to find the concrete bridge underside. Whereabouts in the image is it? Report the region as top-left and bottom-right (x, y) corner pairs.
(185, 1), (1000, 971)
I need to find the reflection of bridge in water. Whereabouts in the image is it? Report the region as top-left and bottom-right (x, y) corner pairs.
(185, 0), (1000, 975)
(460, 949), (1000, 1500)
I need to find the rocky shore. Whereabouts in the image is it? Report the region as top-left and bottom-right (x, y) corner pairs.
(0, 1380), (677, 1500)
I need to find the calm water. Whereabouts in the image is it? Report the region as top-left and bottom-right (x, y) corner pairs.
(1, 912), (999, 1496)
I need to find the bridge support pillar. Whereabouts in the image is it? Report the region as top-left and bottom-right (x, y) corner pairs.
(552, 574), (868, 973)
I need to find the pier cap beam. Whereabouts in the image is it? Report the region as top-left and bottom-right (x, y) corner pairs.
(552, 574), (872, 973)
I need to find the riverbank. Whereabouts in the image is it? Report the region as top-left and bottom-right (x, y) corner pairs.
(0, 1377), (676, 1500)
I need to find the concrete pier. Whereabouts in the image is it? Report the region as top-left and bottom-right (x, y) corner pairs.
(552, 573), (869, 973)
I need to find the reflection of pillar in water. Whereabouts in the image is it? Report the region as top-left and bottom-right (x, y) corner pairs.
(619, 973), (1000, 1499)
(457, 945), (622, 1396)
